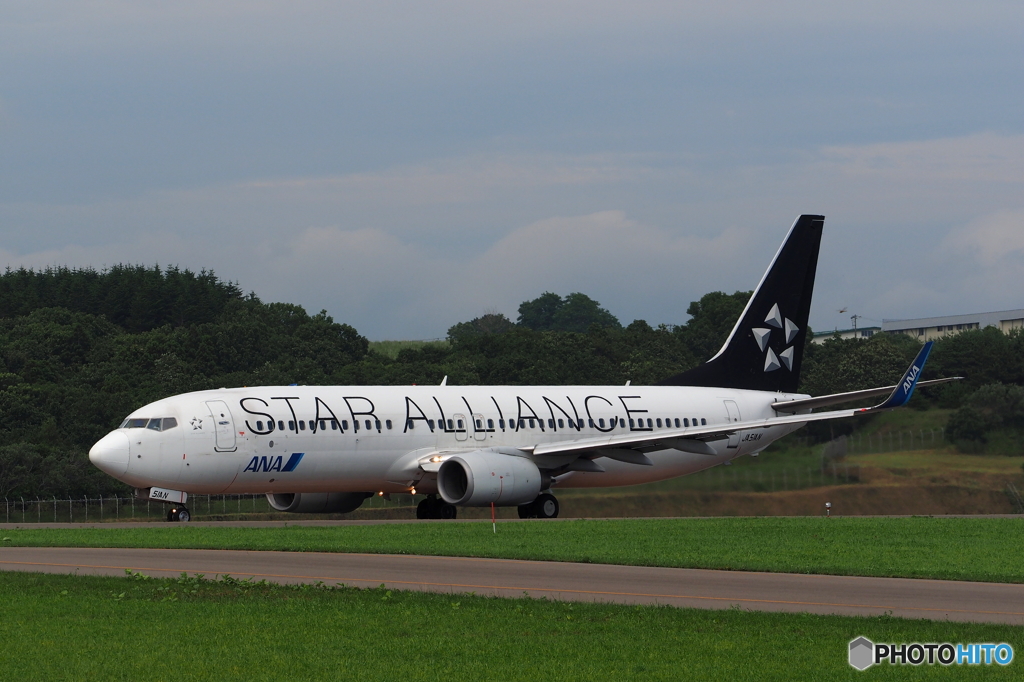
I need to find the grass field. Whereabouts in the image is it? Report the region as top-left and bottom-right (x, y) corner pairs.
(0, 571), (1019, 681)
(4, 517), (1022, 583)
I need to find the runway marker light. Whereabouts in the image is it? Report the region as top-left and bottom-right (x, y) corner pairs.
(826, 502), (831, 517)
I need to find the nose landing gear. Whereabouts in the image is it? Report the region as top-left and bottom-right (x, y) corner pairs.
(518, 492), (559, 519)
(166, 506), (191, 522)
(416, 495), (458, 520)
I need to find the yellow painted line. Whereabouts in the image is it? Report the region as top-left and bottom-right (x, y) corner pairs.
(2, 559), (1023, 618)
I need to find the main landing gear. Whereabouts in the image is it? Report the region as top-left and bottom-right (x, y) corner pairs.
(166, 505), (191, 523)
(416, 495), (458, 520)
(518, 492), (559, 519)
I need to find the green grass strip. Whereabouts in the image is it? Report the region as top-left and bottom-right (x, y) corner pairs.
(3, 517), (1022, 583)
(1, 571), (1020, 681)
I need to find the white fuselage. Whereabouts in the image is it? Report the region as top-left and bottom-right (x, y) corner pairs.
(89, 384), (807, 496)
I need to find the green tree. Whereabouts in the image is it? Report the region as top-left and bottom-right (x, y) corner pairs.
(517, 292), (620, 332)
(678, 291), (751, 362)
(447, 313), (515, 344)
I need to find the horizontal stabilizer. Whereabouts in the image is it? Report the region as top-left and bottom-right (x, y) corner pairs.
(772, 376), (961, 413)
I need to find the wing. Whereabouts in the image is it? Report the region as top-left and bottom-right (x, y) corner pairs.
(405, 342), (942, 478)
(527, 341), (940, 465)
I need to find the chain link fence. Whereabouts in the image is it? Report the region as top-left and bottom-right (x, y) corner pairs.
(2, 494), (276, 524)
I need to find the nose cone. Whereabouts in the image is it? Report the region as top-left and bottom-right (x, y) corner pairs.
(89, 431), (130, 478)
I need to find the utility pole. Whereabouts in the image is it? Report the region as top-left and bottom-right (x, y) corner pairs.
(851, 314), (861, 331)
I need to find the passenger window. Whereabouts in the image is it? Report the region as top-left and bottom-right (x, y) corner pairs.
(299, 421), (306, 431)
(457, 419), (464, 429)
(598, 418), (605, 428)
(163, 417), (178, 430)
(289, 421), (296, 431)
(427, 419), (435, 429)
(518, 419), (525, 429)
(588, 419), (594, 428)
(342, 420), (349, 430)
(406, 419), (415, 430)
(557, 419), (564, 428)
(476, 419), (482, 429)
(386, 419), (392, 430)
(701, 418), (707, 425)
(657, 418), (662, 428)
(256, 421), (264, 431)
(331, 420), (338, 430)
(366, 420), (372, 430)
(488, 419), (494, 429)
(278, 421), (285, 431)
(547, 419), (554, 428)
(645, 419), (651, 428)
(528, 419), (535, 428)
(319, 420), (326, 431)
(675, 418), (680, 428)
(499, 419), (505, 428)
(447, 419), (454, 430)
(629, 418), (635, 428)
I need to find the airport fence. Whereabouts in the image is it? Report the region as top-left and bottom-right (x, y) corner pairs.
(844, 428), (945, 454)
(2, 492), (420, 524)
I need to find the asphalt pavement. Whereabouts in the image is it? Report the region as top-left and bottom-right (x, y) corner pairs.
(2, 546), (1022, 624)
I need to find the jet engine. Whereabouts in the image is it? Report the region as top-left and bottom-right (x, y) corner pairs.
(437, 450), (544, 506)
(266, 492), (372, 514)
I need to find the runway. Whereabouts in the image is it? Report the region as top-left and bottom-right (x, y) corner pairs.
(2, 546), (1022, 624)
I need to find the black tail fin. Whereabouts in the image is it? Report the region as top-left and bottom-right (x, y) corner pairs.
(659, 214), (824, 393)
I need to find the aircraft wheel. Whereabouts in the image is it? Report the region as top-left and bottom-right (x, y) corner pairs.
(166, 508), (177, 522)
(416, 499), (434, 519)
(517, 502), (535, 519)
(535, 493), (559, 519)
(439, 503), (457, 520)
(176, 507), (191, 523)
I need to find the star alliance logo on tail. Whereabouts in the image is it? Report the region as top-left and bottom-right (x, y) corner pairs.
(752, 303), (799, 372)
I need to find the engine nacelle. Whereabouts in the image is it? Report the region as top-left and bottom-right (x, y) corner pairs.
(437, 450), (543, 506)
(266, 492), (371, 514)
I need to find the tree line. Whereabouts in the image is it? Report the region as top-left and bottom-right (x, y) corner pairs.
(0, 265), (1021, 497)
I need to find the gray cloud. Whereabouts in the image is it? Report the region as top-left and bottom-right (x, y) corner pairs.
(2, 2), (1022, 338)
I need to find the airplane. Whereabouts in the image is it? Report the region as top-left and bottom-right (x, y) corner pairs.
(88, 215), (953, 522)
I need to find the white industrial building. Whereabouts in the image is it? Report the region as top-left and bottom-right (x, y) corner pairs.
(882, 309), (1024, 342)
(810, 326), (881, 344)
(811, 308), (1024, 345)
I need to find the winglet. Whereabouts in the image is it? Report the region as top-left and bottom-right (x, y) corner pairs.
(870, 342), (934, 410)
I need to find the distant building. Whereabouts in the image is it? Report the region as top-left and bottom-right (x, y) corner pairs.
(811, 326), (881, 344)
(882, 308), (1024, 342)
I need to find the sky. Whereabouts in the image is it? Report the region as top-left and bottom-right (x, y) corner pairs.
(2, 1), (1022, 340)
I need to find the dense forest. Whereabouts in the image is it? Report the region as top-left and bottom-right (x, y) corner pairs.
(1, 265), (1022, 497)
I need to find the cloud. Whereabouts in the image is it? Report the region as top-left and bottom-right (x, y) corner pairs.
(3, 132), (1024, 338)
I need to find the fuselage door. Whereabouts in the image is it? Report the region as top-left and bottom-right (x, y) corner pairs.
(206, 400), (237, 452)
(724, 400), (741, 449)
(472, 414), (487, 441)
(452, 413), (469, 442)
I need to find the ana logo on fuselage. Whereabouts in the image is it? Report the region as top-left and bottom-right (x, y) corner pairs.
(243, 453), (304, 474)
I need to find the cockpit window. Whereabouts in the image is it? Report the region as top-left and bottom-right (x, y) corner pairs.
(122, 417), (177, 431)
